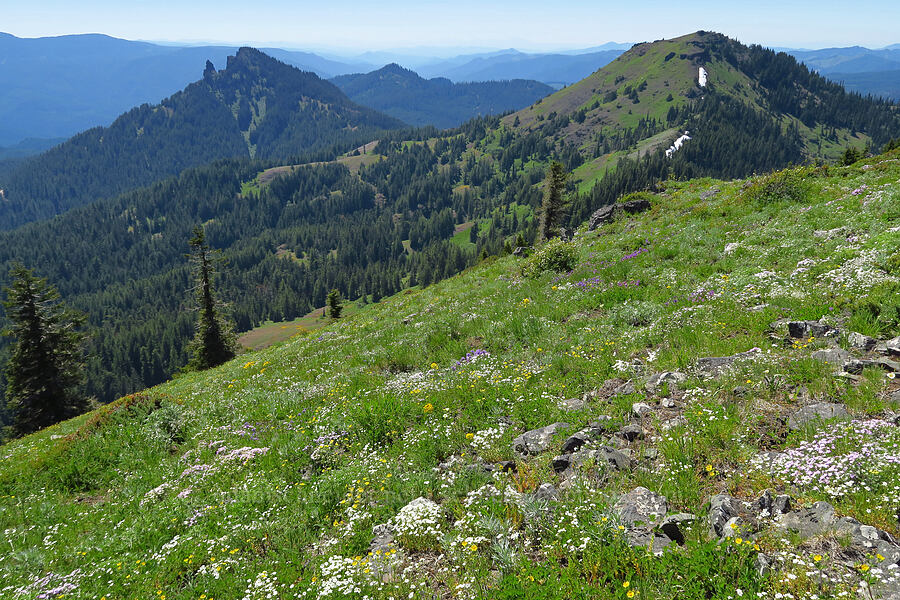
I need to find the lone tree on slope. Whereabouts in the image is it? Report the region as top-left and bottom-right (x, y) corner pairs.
(2, 264), (89, 436)
(326, 289), (343, 319)
(538, 161), (568, 242)
(187, 226), (236, 370)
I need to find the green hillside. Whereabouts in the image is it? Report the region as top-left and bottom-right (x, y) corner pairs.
(506, 31), (900, 189)
(2, 149), (900, 598)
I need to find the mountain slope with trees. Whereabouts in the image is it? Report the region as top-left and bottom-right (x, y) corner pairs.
(0, 47), (404, 230)
(332, 63), (553, 128)
(1, 31), (898, 425)
(2, 146), (900, 599)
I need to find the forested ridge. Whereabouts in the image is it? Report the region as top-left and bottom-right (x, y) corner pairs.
(0, 48), (403, 231)
(332, 63), (554, 128)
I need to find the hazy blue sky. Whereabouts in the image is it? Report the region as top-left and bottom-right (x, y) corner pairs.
(3, 0), (899, 52)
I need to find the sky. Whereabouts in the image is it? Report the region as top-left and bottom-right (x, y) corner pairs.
(3, 0), (899, 54)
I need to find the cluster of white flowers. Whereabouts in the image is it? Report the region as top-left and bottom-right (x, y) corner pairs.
(391, 497), (443, 544)
(241, 570), (279, 600)
(471, 423), (507, 453)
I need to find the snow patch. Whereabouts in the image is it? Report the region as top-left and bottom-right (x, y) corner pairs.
(665, 131), (691, 158)
(698, 67), (708, 87)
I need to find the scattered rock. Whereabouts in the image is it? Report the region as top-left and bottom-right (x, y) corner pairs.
(370, 523), (396, 553)
(777, 501), (837, 538)
(883, 337), (900, 357)
(645, 371), (687, 395)
(659, 513), (696, 545)
(552, 455), (571, 473)
(891, 390), (900, 405)
(558, 227), (572, 242)
(848, 332), (878, 352)
(618, 424), (644, 441)
(632, 402), (653, 418)
(496, 461), (517, 473)
(773, 495), (792, 516)
(614, 380), (636, 396)
(814, 226), (847, 240)
(534, 483), (559, 502)
(587, 198), (652, 231)
(660, 416), (687, 431)
(559, 396), (587, 412)
(878, 358), (900, 372)
(756, 553), (771, 577)
(512, 246), (529, 257)
(512, 422), (571, 457)
(701, 188), (720, 200)
(625, 528), (672, 553)
(696, 349), (760, 376)
(660, 397), (678, 408)
(615, 487), (669, 526)
(811, 348), (850, 365)
(642, 447), (659, 461)
(723, 242), (739, 254)
(787, 320), (838, 339)
(708, 494), (741, 537)
(842, 358), (899, 374)
(561, 424), (606, 453)
(731, 385), (750, 397)
(787, 402), (849, 430)
(591, 446), (634, 471)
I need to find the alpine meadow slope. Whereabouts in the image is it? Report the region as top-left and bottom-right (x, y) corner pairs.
(1, 148), (900, 599)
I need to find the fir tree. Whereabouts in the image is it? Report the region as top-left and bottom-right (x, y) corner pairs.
(539, 161), (568, 241)
(2, 265), (88, 436)
(186, 226), (235, 370)
(327, 289), (343, 319)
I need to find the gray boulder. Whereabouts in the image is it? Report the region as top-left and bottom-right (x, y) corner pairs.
(708, 494), (741, 537)
(512, 422), (571, 457)
(787, 402), (849, 430)
(632, 402), (653, 417)
(645, 371), (687, 394)
(811, 348), (850, 365)
(777, 501), (837, 538)
(617, 424), (644, 441)
(848, 332), (878, 352)
(659, 513), (696, 545)
(615, 487), (669, 526)
(587, 198), (651, 231)
(696, 349), (760, 376)
(882, 336), (900, 357)
(534, 483), (560, 502)
(787, 321), (838, 339)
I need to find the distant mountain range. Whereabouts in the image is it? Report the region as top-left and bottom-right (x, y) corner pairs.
(2, 31), (899, 149)
(331, 64), (553, 128)
(786, 46), (900, 101)
(0, 48), (402, 229)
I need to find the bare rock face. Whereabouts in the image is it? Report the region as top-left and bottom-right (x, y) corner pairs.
(787, 320), (838, 339)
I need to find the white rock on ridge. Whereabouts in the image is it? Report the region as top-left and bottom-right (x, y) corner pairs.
(698, 67), (708, 87)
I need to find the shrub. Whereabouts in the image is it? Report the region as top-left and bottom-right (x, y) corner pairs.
(743, 168), (810, 205)
(521, 238), (578, 278)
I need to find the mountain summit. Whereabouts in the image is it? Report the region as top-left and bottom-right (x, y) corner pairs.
(0, 48), (402, 230)
(507, 31), (900, 182)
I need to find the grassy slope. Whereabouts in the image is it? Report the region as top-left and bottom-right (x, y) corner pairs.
(2, 153), (900, 599)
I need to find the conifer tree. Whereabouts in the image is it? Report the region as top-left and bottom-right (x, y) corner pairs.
(187, 226), (236, 370)
(2, 265), (88, 436)
(539, 161), (568, 241)
(326, 289), (343, 319)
